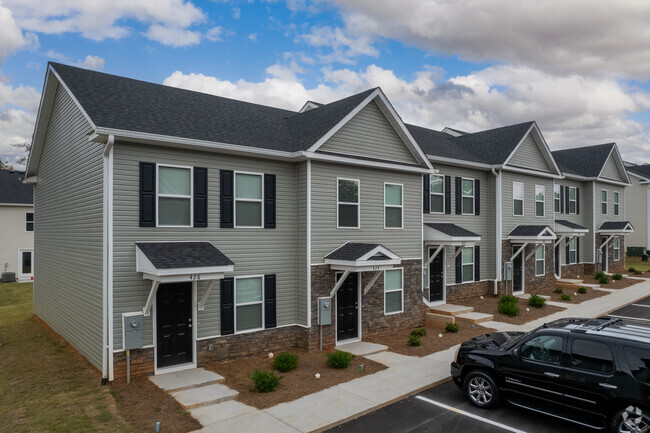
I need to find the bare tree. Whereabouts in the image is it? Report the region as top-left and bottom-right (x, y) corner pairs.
(10, 142), (31, 166)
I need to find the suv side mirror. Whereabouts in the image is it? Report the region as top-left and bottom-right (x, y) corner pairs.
(512, 347), (519, 358)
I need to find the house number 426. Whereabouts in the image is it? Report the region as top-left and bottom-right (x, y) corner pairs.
(190, 274), (201, 280)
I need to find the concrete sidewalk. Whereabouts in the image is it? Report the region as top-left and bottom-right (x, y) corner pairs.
(165, 278), (650, 433)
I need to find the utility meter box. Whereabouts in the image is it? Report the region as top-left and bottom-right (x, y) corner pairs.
(123, 313), (144, 350)
(597, 250), (603, 264)
(318, 298), (332, 326)
(504, 262), (513, 281)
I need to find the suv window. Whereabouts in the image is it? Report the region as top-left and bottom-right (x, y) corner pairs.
(624, 346), (650, 384)
(570, 339), (614, 373)
(520, 335), (563, 365)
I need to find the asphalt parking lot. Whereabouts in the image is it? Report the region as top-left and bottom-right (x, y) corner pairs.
(603, 295), (650, 324)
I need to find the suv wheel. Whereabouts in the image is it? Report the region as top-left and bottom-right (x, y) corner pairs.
(611, 407), (650, 433)
(464, 371), (500, 409)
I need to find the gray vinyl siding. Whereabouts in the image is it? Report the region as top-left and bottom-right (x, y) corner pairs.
(310, 161), (421, 264)
(296, 162), (308, 326)
(501, 171), (555, 236)
(33, 84), (104, 370)
(625, 179), (649, 249)
(595, 181), (626, 229)
(507, 135), (552, 173)
(112, 143), (299, 348)
(317, 101), (418, 165)
(601, 155), (625, 182)
(423, 163), (494, 282)
(554, 179), (590, 265)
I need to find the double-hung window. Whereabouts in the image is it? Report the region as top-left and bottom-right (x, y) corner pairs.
(601, 190), (608, 215)
(462, 178), (474, 215)
(235, 172), (263, 227)
(535, 245), (545, 276)
(462, 247), (474, 283)
(568, 238), (577, 264)
(235, 276), (263, 332)
(25, 212), (34, 232)
(384, 268), (403, 314)
(614, 192), (620, 216)
(535, 185), (545, 217)
(384, 184), (403, 229)
(338, 179), (359, 228)
(569, 187), (577, 214)
(513, 182), (524, 216)
(614, 238), (620, 261)
(554, 185), (560, 213)
(430, 175), (444, 213)
(158, 165), (192, 226)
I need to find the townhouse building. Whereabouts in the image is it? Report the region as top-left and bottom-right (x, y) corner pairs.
(624, 163), (650, 252)
(0, 170), (34, 281)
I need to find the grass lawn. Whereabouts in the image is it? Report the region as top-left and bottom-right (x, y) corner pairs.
(626, 256), (650, 273)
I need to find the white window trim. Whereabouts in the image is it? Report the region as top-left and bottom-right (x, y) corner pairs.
(513, 181), (524, 216)
(337, 177), (360, 229)
(568, 238), (577, 264)
(234, 275), (265, 334)
(535, 185), (545, 217)
(614, 192), (620, 216)
(462, 247), (475, 283)
(535, 245), (545, 276)
(568, 186), (577, 214)
(234, 170), (264, 228)
(554, 184), (560, 213)
(156, 163), (193, 228)
(384, 268), (404, 315)
(384, 182), (403, 230)
(614, 237), (620, 261)
(430, 174), (445, 214)
(17, 249), (34, 278)
(461, 178), (475, 216)
(25, 211), (34, 232)
(601, 189), (608, 215)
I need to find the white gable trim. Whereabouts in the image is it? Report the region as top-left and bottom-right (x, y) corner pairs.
(502, 123), (562, 176)
(597, 145), (630, 185)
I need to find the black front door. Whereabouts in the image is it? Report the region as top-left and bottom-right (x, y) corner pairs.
(555, 243), (560, 276)
(601, 237), (608, 272)
(512, 246), (523, 292)
(337, 273), (358, 341)
(157, 282), (193, 368)
(429, 249), (444, 302)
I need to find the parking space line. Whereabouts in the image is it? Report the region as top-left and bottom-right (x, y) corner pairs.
(631, 304), (650, 308)
(415, 396), (528, 433)
(606, 314), (650, 323)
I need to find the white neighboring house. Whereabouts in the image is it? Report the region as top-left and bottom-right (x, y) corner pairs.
(0, 170), (34, 282)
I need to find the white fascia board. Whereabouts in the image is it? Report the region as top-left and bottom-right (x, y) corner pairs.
(0, 203), (34, 207)
(26, 69), (57, 177)
(142, 272), (227, 283)
(358, 245), (401, 261)
(501, 165), (564, 179)
(324, 258), (401, 268)
(427, 155), (494, 170)
(554, 230), (587, 236)
(423, 226), (481, 243)
(303, 151), (435, 174)
(564, 173), (628, 187)
(508, 236), (555, 243)
(328, 264), (399, 272)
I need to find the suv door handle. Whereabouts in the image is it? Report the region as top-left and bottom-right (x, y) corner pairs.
(599, 383), (617, 390)
(544, 372), (560, 378)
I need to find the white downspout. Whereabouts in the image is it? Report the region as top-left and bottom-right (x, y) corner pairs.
(492, 168), (502, 295)
(102, 135), (114, 382)
(646, 186), (650, 250)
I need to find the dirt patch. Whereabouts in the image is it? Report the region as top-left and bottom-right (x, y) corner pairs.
(204, 349), (386, 409)
(461, 296), (565, 325)
(581, 275), (642, 290)
(537, 285), (609, 304)
(365, 324), (495, 357)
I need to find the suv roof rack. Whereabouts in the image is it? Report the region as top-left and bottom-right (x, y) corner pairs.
(569, 317), (622, 333)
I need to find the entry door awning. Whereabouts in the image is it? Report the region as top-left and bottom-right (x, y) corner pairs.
(508, 225), (556, 243)
(324, 242), (401, 272)
(423, 223), (480, 246)
(554, 220), (589, 236)
(596, 221), (634, 234)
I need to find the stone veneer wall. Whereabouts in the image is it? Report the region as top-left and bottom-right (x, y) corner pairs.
(560, 263), (586, 279)
(500, 241), (556, 294)
(445, 280), (492, 302)
(595, 235), (626, 274)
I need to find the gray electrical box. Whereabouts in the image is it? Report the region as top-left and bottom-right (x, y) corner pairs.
(597, 250), (603, 264)
(504, 262), (513, 281)
(318, 298), (332, 326)
(123, 313), (144, 350)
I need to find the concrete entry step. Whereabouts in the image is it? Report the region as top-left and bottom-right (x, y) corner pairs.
(430, 304), (474, 316)
(517, 294), (550, 300)
(149, 367), (224, 392)
(336, 341), (387, 356)
(455, 312), (494, 324)
(557, 278), (583, 283)
(172, 383), (239, 409)
(426, 313), (455, 329)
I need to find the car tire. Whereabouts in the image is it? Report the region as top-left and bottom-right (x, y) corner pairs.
(610, 407), (650, 433)
(464, 370), (500, 409)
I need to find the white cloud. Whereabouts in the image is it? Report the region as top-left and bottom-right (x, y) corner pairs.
(297, 26), (378, 64)
(144, 24), (201, 47)
(0, 3), (38, 62)
(0, 78), (40, 168)
(248, 33), (257, 41)
(232, 7), (240, 19)
(75, 55), (105, 70)
(206, 26), (224, 42)
(45, 50), (67, 61)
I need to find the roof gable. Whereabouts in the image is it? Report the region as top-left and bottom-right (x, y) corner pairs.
(600, 149), (628, 182)
(504, 128), (558, 174)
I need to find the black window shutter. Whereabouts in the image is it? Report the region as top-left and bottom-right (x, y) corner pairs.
(264, 274), (277, 329)
(566, 240), (570, 265)
(474, 245), (480, 281)
(455, 177), (462, 214)
(475, 179), (480, 215)
(565, 186), (570, 213)
(220, 277), (234, 335)
(576, 188), (580, 215)
(423, 175), (430, 213)
(455, 247), (462, 284)
(139, 162), (156, 227)
(560, 186), (564, 214)
(444, 175), (451, 214)
(264, 174), (276, 229)
(220, 170), (234, 228)
(576, 238), (580, 263)
(193, 167), (208, 227)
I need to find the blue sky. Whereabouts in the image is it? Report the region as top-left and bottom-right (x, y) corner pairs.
(1, 0), (649, 167)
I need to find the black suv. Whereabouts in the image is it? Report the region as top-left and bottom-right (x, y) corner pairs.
(451, 317), (650, 432)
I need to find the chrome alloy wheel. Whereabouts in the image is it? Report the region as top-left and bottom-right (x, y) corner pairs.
(468, 376), (493, 405)
(619, 418), (650, 433)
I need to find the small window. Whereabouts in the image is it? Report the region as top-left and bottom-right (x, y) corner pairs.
(601, 190), (608, 215)
(614, 237), (620, 261)
(624, 346), (650, 384)
(384, 268), (403, 314)
(568, 238), (577, 264)
(338, 179), (359, 228)
(554, 184), (560, 213)
(25, 212), (34, 232)
(235, 277), (263, 332)
(520, 335), (564, 365)
(158, 165), (192, 226)
(535, 185), (545, 217)
(235, 172), (263, 227)
(462, 247), (474, 283)
(462, 179), (474, 215)
(384, 184), (403, 229)
(569, 187), (577, 214)
(430, 175), (444, 213)
(513, 182), (524, 216)
(21, 250), (33, 275)
(614, 192), (620, 216)
(535, 245), (545, 276)
(570, 339), (614, 374)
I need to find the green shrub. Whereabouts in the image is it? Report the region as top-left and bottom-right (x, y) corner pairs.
(498, 301), (520, 317)
(635, 270), (643, 275)
(273, 352), (299, 372)
(553, 287), (564, 294)
(595, 271), (606, 279)
(629, 267), (637, 273)
(528, 294), (546, 308)
(612, 273), (623, 280)
(410, 328), (427, 337)
(577, 286), (587, 294)
(560, 294), (571, 301)
(251, 370), (281, 393)
(499, 295), (519, 305)
(407, 335), (422, 346)
(327, 350), (354, 369)
(598, 275), (610, 284)
(445, 322), (459, 333)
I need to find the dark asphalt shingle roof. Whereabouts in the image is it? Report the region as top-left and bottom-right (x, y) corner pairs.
(555, 220), (588, 230)
(552, 143), (615, 178)
(0, 170), (33, 204)
(136, 242), (234, 269)
(627, 164), (650, 180)
(50, 62), (376, 153)
(508, 225), (552, 237)
(598, 221), (634, 231)
(424, 223), (480, 238)
(325, 243), (397, 261)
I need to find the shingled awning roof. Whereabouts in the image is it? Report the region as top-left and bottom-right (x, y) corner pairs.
(136, 242), (234, 281)
(508, 225), (556, 242)
(597, 221), (634, 233)
(555, 220), (589, 235)
(424, 223), (481, 245)
(324, 242), (401, 271)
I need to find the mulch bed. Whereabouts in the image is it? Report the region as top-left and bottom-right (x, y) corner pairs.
(581, 275), (642, 290)
(204, 349), (386, 409)
(365, 324), (495, 357)
(461, 296), (565, 325)
(538, 285), (609, 304)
